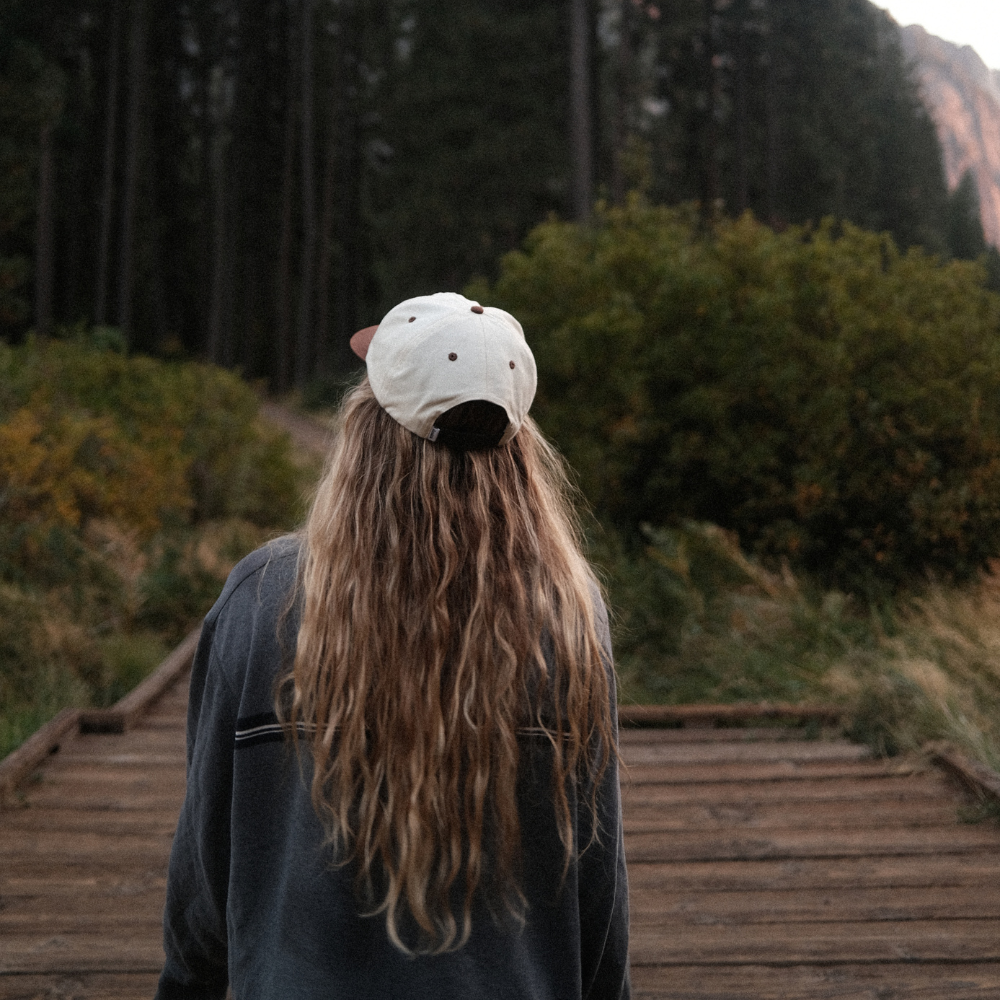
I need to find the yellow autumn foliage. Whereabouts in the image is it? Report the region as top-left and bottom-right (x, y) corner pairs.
(0, 399), (190, 568)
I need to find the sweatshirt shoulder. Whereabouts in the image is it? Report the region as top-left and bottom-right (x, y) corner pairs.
(205, 534), (300, 628)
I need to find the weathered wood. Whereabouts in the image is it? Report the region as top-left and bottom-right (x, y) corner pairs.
(24, 764), (187, 790)
(0, 889), (166, 921)
(1, 806), (179, 836)
(619, 727), (838, 744)
(621, 797), (961, 831)
(621, 740), (871, 766)
(0, 935), (164, 974)
(0, 831), (176, 859)
(0, 972), (161, 1000)
(49, 752), (187, 768)
(4, 676), (1000, 994)
(623, 760), (925, 786)
(629, 918), (1000, 965)
(625, 824), (1000, 862)
(628, 884), (1000, 924)
(0, 912), (163, 933)
(619, 703), (845, 727)
(625, 854), (999, 893)
(78, 627), (200, 734)
(629, 963), (1000, 999)
(0, 710), (80, 806)
(622, 774), (947, 804)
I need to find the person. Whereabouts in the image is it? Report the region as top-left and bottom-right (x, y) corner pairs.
(156, 292), (630, 999)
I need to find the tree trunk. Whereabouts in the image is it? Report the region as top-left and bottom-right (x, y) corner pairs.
(295, 0), (317, 390)
(117, 0), (147, 345)
(570, 0), (592, 222)
(701, 0), (720, 222)
(334, 0), (361, 365)
(611, 0), (632, 205)
(734, 5), (749, 214)
(763, 0), (779, 225)
(276, 11), (298, 393)
(208, 68), (233, 366)
(34, 121), (56, 339)
(316, 78), (338, 381)
(95, 0), (122, 327)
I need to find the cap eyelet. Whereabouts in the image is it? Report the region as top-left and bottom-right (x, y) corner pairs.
(408, 316), (416, 323)
(509, 361), (516, 369)
(448, 352), (458, 361)
(471, 305), (484, 314)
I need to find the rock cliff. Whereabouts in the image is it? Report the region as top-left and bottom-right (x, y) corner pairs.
(901, 25), (1000, 247)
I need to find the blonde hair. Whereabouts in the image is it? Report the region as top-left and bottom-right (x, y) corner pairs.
(279, 378), (614, 954)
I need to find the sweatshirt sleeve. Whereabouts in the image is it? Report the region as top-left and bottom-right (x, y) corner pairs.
(577, 592), (631, 1000)
(156, 616), (236, 1000)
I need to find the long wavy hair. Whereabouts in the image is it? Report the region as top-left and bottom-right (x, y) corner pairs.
(279, 377), (615, 955)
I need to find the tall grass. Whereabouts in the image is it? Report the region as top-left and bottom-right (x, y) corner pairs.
(598, 522), (1000, 773)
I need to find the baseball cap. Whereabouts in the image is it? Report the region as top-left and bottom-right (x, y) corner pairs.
(350, 292), (537, 448)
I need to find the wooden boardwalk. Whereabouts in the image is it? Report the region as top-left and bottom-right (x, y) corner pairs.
(2, 674), (999, 998)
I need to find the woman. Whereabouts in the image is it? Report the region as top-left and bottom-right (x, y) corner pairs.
(157, 293), (630, 999)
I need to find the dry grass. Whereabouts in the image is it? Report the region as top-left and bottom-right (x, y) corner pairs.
(853, 576), (1000, 770)
(602, 522), (1000, 775)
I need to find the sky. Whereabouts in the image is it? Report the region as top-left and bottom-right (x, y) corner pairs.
(878, 2), (1000, 70)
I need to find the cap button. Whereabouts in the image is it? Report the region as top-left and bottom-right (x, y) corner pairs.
(470, 305), (484, 314)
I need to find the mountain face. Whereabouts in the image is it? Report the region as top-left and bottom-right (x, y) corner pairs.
(900, 25), (1000, 247)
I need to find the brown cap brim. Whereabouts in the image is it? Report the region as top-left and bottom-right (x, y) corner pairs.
(350, 325), (379, 361)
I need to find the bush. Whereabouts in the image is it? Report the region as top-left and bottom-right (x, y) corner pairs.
(0, 336), (310, 757)
(0, 337), (303, 570)
(480, 201), (1000, 590)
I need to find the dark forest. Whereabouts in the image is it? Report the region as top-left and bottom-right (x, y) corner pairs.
(0, 0), (984, 391)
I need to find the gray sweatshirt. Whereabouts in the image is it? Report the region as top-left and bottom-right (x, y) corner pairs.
(156, 537), (630, 999)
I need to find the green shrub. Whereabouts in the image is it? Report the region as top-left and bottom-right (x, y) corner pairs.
(481, 201), (1000, 590)
(0, 336), (309, 757)
(596, 521), (876, 707)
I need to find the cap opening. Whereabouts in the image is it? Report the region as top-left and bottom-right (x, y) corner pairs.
(432, 400), (509, 451)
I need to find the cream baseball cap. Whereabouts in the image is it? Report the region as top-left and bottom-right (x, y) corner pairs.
(350, 292), (537, 446)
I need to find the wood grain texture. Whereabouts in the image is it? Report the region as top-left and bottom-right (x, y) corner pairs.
(3, 664), (999, 997)
(0, 710), (80, 806)
(630, 963), (1000, 999)
(0, 973), (161, 1000)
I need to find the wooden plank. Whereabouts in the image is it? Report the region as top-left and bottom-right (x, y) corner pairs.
(629, 963), (1000, 1000)
(629, 918), (1000, 965)
(626, 855), (1000, 893)
(1, 873), (165, 896)
(628, 884), (1000, 923)
(0, 972), (161, 1000)
(0, 887), (163, 935)
(47, 752), (187, 768)
(0, 936), (164, 975)
(20, 762), (186, 800)
(11, 788), (185, 813)
(624, 774), (946, 804)
(0, 710), (80, 805)
(52, 729), (186, 753)
(624, 761), (929, 786)
(619, 703), (845, 726)
(619, 727), (839, 744)
(0, 831), (175, 858)
(0, 913), (163, 933)
(1, 807), (179, 836)
(621, 741), (871, 765)
(78, 627), (200, 734)
(624, 824), (1000, 862)
(621, 797), (961, 831)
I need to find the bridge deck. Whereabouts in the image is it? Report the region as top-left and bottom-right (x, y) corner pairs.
(1, 674), (999, 999)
